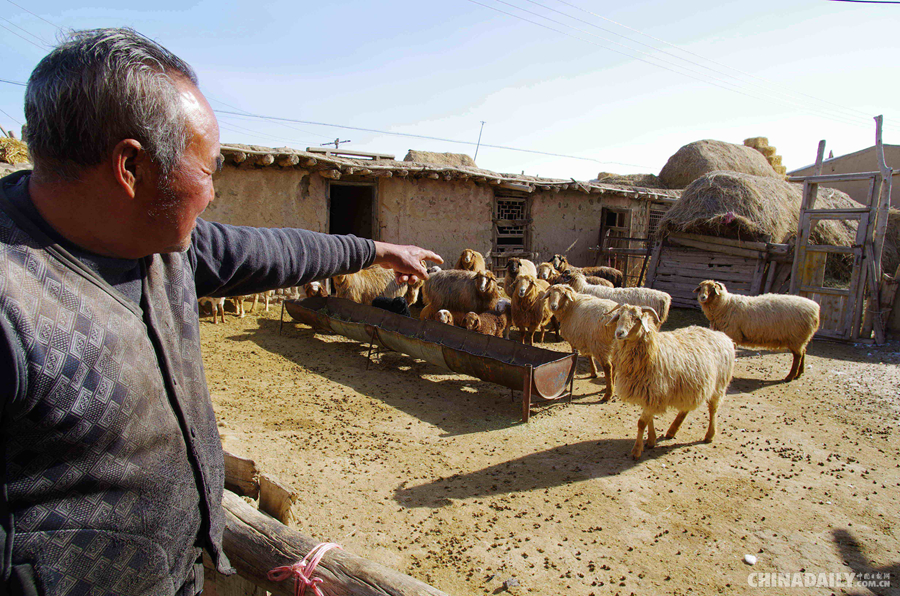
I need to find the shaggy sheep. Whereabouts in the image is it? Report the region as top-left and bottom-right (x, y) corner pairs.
(511, 274), (552, 345)
(550, 254), (624, 287)
(607, 304), (735, 459)
(372, 296), (412, 317)
(537, 262), (561, 284)
(303, 280), (329, 298)
(560, 269), (671, 324)
(694, 280), (820, 381)
(503, 257), (538, 296)
(433, 309), (467, 327)
(454, 248), (487, 272)
(585, 275), (614, 288)
(419, 269), (500, 320)
(464, 310), (508, 337)
(542, 285), (619, 401)
(333, 266), (421, 305)
(199, 297), (226, 324)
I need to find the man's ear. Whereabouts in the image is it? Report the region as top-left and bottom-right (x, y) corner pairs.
(111, 139), (146, 199)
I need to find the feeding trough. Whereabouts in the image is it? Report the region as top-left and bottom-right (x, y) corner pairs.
(283, 297), (578, 422)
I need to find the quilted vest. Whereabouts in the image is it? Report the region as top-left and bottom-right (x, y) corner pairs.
(0, 173), (231, 595)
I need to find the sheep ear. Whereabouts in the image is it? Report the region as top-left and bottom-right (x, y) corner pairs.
(641, 307), (661, 328)
(692, 285), (701, 293)
(640, 314), (654, 334)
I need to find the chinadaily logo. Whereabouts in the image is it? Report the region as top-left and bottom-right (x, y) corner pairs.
(748, 572), (892, 589)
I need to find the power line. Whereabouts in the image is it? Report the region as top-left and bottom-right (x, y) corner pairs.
(0, 15), (50, 46)
(213, 108), (652, 169)
(0, 106), (22, 125)
(0, 78), (27, 86)
(828, 0), (900, 3)
(0, 21), (47, 50)
(466, 0), (871, 130)
(534, 0), (874, 123)
(209, 95), (334, 140)
(6, 0), (62, 30)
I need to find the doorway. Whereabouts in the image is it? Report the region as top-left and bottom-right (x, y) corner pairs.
(329, 183), (376, 238)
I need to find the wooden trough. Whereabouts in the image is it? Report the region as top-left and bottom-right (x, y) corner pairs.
(284, 297), (578, 422)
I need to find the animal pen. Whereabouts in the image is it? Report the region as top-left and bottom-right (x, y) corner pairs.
(646, 117), (898, 343)
(284, 297), (579, 422)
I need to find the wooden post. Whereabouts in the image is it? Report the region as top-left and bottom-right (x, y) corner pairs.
(220, 491), (449, 596)
(521, 364), (533, 423)
(644, 239), (665, 289)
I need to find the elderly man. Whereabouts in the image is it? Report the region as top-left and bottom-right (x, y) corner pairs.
(0, 28), (441, 595)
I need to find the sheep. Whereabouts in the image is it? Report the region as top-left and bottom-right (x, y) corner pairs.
(537, 262), (561, 284)
(607, 304), (735, 459)
(199, 297), (226, 324)
(303, 280), (329, 298)
(585, 275), (614, 288)
(511, 274), (552, 345)
(542, 285), (619, 402)
(333, 266), (414, 305)
(694, 280), (821, 382)
(433, 309), (467, 327)
(419, 269), (500, 320)
(249, 290), (275, 313)
(454, 248), (487, 272)
(503, 257), (538, 296)
(372, 296), (412, 317)
(559, 269), (671, 325)
(404, 277), (425, 306)
(550, 254), (624, 287)
(463, 310), (509, 338)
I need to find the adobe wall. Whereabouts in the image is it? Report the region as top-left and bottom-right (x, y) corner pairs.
(530, 191), (642, 267)
(377, 177), (493, 266)
(206, 166), (328, 232)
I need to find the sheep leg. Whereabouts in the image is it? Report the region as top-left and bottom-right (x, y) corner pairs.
(588, 357), (599, 378)
(665, 411), (688, 439)
(216, 303), (225, 325)
(539, 328), (546, 343)
(646, 417), (657, 449)
(632, 413), (652, 459)
(796, 349), (807, 378)
(600, 362), (613, 403)
(784, 350), (802, 382)
(249, 293), (259, 313)
(704, 395), (721, 443)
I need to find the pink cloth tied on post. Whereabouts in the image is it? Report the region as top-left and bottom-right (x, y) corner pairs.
(267, 542), (343, 596)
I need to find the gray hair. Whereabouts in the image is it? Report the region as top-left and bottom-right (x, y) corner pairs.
(24, 27), (199, 180)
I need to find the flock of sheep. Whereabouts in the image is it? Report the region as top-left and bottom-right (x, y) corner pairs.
(203, 249), (821, 460)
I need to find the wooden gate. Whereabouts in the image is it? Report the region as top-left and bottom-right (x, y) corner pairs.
(788, 117), (894, 343)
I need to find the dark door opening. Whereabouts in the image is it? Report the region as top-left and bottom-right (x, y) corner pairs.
(329, 183), (375, 238)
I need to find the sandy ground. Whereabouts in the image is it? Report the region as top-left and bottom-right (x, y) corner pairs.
(202, 302), (899, 596)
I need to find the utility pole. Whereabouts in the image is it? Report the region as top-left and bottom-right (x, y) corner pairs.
(322, 138), (351, 149)
(473, 121), (486, 162)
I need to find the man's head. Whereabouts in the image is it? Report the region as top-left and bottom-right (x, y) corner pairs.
(25, 28), (198, 181)
(24, 28), (221, 256)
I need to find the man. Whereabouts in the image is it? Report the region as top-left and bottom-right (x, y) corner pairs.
(0, 28), (441, 595)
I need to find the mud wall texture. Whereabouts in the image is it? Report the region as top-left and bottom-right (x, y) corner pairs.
(530, 191), (642, 267)
(207, 167), (327, 232)
(377, 177), (494, 266)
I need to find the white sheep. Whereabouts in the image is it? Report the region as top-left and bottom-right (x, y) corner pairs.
(542, 284), (619, 402)
(694, 280), (820, 381)
(503, 257), (538, 297)
(511, 274), (551, 345)
(607, 304), (735, 459)
(560, 269), (671, 324)
(198, 297), (226, 324)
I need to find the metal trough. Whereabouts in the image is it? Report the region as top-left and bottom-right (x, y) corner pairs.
(283, 297), (578, 422)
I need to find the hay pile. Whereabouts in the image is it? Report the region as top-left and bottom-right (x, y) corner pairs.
(884, 209), (900, 276)
(404, 150), (476, 168)
(657, 171), (858, 246)
(659, 139), (781, 189)
(744, 137), (787, 177)
(594, 172), (665, 188)
(0, 137), (29, 164)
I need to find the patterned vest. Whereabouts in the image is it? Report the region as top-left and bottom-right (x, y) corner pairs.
(0, 175), (231, 595)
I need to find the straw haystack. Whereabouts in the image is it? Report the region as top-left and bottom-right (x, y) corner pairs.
(404, 150), (476, 168)
(0, 137), (29, 165)
(594, 172), (665, 188)
(659, 140), (781, 189)
(884, 209), (900, 276)
(657, 171), (857, 247)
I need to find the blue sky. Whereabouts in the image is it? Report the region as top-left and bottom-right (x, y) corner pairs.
(2, 0), (897, 180)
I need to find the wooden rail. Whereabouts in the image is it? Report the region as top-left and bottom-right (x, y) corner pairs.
(220, 490), (450, 596)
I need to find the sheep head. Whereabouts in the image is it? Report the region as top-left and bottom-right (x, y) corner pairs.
(514, 274), (538, 298)
(304, 281), (328, 298)
(537, 262), (557, 281)
(550, 254), (568, 271)
(543, 284), (574, 312)
(464, 312), (481, 331)
(694, 280), (727, 305)
(474, 270), (497, 296)
(506, 258), (523, 277)
(607, 304), (660, 340)
(435, 309), (454, 325)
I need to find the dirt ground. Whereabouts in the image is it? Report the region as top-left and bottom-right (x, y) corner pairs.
(202, 302), (900, 596)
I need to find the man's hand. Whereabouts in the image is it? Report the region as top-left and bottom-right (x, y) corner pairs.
(372, 241), (443, 284)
